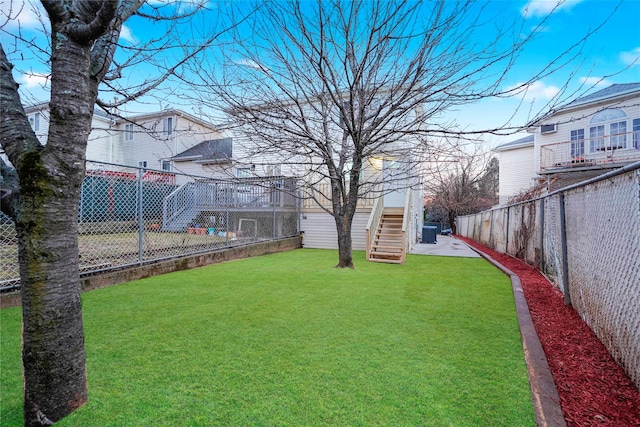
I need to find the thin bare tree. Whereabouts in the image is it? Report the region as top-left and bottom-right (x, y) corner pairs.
(424, 144), (498, 234)
(186, 0), (611, 268)
(0, 1), (236, 425)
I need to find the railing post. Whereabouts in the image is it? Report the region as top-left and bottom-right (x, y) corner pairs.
(505, 206), (510, 254)
(559, 193), (571, 305)
(273, 181), (277, 239)
(539, 198), (545, 272)
(137, 167), (144, 265)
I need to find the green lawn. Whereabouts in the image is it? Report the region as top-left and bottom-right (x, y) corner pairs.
(0, 249), (535, 426)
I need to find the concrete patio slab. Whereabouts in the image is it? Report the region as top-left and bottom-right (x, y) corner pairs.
(410, 235), (480, 258)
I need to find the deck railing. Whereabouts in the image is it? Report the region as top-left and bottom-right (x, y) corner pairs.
(365, 196), (384, 260)
(540, 130), (640, 171)
(301, 182), (377, 210)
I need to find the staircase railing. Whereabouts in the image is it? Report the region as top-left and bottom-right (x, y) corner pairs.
(400, 188), (412, 264)
(365, 196), (384, 261)
(162, 182), (196, 229)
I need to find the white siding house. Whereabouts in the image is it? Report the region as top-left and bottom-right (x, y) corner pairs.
(110, 109), (222, 172)
(533, 83), (640, 176)
(22, 104), (222, 175)
(496, 83), (640, 203)
(494, 135), (535, 205)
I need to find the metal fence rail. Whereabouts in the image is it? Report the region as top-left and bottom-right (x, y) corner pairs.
(457, 162), (640, 389)
(1, 161), (300, 292)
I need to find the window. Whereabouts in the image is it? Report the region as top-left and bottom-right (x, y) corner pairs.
(570, 129), (584, 158)
(609, 121), (626, 149)
(633, 118), (640, 149)
(236, 167), (252, 178)
(589, 108), (629, 152)
(163, 117), (173, 136)
(162, 160), (172, 172)
(589, 125), (604, 152)
(29, 113), (40, 131)
(125, 123), (134, 141)
(338, 100), (351, 127)
(138, 161), (147, 168)
(267, 164), (281, 176)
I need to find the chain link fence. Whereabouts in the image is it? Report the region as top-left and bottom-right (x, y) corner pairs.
(1, 161), (300, 292)
(457, 162), (640, 389)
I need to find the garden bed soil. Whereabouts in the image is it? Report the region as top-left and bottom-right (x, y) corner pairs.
(458, 236), (640, 427)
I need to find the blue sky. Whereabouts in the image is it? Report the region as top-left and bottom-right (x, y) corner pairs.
(2, 0), (639, 146)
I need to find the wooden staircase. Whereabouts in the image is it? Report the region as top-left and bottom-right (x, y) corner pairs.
(368, 208), (406, 264)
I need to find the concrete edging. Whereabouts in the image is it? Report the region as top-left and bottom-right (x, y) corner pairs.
(0, 236), (302, 309)
(468, 245), (566, 427)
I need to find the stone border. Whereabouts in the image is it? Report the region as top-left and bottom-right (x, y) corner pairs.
(467, 245), (567, 427)
(1, 236), (302, 309)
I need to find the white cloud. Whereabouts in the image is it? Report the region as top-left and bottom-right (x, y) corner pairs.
(19, 72), (49, 89)
(236, 59), (270, 73)
(579, 77), (612, 88)
(620, 47), (640, 67)
(0, 0), (42, 29)
(507, 81), (560, 101)
(521, 0), (584, 18)
(119, 25), (138, 44)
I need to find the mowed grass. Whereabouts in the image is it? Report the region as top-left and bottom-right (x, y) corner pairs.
(0, 249), (535, 426)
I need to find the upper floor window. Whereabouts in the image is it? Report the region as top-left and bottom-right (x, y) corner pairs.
(29, 113), (40, 131)
(162, 160), (172, 172)
(589, 125), (605, 152)
(587, 108), (629, 152)
(125, 123), (134, 141)
(570, 129), (584, 158)
(338, 101), (351, 128)
(633, 118), (640, 149)
(609, 121), (627, 149)
(163, 117), (173, 136)
(236, 167), (252, 178)
(590, 108), (627, 124)
(267, 164), (282, 176)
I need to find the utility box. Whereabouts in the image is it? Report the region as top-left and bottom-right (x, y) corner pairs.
(422, 226), (437, 244)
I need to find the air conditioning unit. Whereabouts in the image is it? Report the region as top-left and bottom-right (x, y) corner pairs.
(540, 124), (557, 134)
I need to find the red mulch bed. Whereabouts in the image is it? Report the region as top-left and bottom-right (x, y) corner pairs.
(457, 236), (640, 427)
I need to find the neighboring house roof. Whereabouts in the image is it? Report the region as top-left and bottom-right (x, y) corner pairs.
(122, 108), (219, 131)
(23, 103), (218, 130)
(24, 102), (116, 121)
(172, 137), (233, 164)
(529, 82), (640, 127)
(493, 135), (534, 152)
(560, 82), (640, 110)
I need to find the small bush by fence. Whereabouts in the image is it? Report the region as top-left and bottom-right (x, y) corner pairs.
(457, 162), (640, 390)
(1, 161), (301, 292)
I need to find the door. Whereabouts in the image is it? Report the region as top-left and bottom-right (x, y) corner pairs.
(383, 159), (406, 207)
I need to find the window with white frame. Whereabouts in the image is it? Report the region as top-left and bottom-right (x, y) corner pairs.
(236, 167), (252, 178)
(29, 112), (40, 131)
(163, 117), (173, 136)
(588, 108), (628, 152)
(162, 160), (172, 172)
(610, 121), (627, 149)
(125, 123), (134, 141)
(589, 125), (604, 152)
(267, 164), (282, 176)
(633, 118), (640, 149)
(570, 129), (584, 158)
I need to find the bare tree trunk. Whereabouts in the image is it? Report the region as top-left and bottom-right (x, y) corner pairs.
(14, 32), (95, 426)
(19, 194), (86, 426)
(449, 211), (458, 235)
(334, 213), (355, 268)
